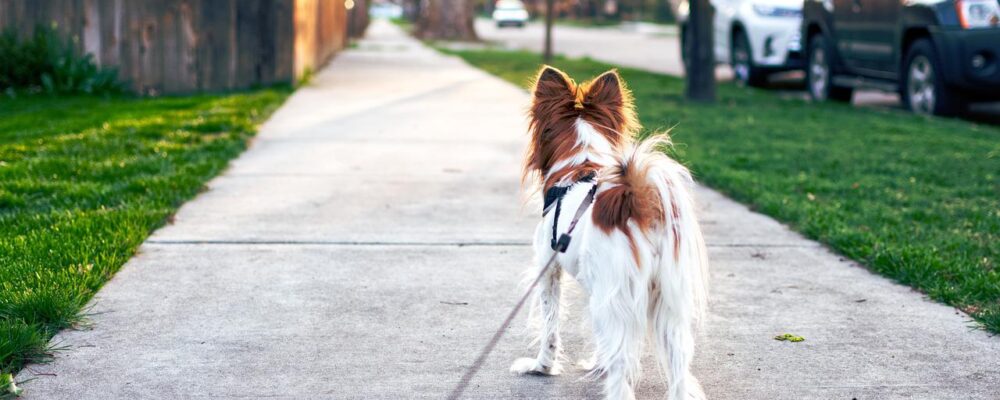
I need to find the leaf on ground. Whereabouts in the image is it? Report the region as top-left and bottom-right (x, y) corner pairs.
(774, 333), (805, 342)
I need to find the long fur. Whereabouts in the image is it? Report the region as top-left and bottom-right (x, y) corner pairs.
(511, 66), (709, 400)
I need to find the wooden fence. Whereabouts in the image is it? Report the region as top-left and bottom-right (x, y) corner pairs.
(0, 0), (349, 94)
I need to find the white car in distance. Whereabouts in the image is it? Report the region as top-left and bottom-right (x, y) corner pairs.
(493, 0), (530, 28)
(679, 0), (805, 86)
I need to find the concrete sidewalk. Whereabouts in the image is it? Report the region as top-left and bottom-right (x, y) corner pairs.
(19, 20), (1000, 399)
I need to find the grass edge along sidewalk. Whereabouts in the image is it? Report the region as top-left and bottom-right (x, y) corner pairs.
(0, 88), (291, 387)
(439, 47), (1000, 333)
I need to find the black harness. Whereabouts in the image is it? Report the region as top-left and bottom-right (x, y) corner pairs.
(543, 172), (598, 252)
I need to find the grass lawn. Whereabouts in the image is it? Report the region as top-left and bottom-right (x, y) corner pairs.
(553, 18), (625, 28)
(551, 18), (676, 29)
(439, 48), (1000, 332)
(0, 89), (290, 377)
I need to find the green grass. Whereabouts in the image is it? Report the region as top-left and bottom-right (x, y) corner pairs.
(440, 48), (1000, 332)
(389, 17), (414, 33)
(553, 18), (624, 28)
(0, 88), (290, 376)
(550, 17), (676, 28)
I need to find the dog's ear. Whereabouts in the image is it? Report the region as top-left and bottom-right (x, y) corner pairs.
(532, 66), (574, 103)
(583, 69), (625, 110)
(581, 69), (638, 136)
(526, 66), (577, 182)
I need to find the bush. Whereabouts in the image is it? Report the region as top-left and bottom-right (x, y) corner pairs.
(0, 25), (122, 95)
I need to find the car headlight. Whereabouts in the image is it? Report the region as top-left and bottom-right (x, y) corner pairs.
(752, 4), (802, 17)
(956, 0), (1000, 28)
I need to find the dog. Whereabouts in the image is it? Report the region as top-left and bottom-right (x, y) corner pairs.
(510, 66), (709, 400)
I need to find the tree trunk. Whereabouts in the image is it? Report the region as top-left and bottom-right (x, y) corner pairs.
(543, 0), (555, 63)
(415, 0), (478, 41)
(403, 0), (420, 21)
(684, 0), (715, 102)
(347, 0), (370, 39)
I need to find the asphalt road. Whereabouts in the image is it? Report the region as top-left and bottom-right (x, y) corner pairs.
(475, 19), (1000, 124)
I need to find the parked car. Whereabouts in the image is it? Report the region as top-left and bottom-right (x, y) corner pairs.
(493, 0), (529, 28)
(679, 0), (806, 86)
(369, 1), (403, 19)
(802, 0), (1000, 115)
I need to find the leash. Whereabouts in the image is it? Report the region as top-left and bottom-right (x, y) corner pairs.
(446, 183), (598, 400)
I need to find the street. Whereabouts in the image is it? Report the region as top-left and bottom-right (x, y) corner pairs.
(476, 19), (1000, 123)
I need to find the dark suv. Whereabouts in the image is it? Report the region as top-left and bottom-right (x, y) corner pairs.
(802, 0), (1000, 116)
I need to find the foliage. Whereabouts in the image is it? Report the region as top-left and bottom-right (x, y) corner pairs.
(0, 25), (122, 95)
(442, 47), (1000, 332)
(0, 88), (290, 377)
(0, 372), (22, 399)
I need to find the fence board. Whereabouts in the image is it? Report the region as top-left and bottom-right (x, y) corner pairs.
(0, 0), (348, 94)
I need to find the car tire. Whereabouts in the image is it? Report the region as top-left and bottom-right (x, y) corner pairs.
(901, 39), (965, 117)
(731, 30), (766, 87)
(807, 34), (852, 103)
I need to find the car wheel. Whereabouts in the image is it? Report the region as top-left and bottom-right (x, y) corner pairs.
(901, 39), (964, 116)
(807, 35), (852, 102)
(731, 30), (766, 87)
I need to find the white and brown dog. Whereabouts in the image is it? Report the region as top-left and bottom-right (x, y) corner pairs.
(511, 66), (709, 400)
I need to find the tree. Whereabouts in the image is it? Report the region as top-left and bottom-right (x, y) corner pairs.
(684, 0), (715, 102)
(543, 0), (555, 62)
(347, 0), (370, 39)
(415, 0), (478, 41)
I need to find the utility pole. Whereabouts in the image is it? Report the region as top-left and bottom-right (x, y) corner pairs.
(543, 0), (555, 63)
(685, 0), (715, 102)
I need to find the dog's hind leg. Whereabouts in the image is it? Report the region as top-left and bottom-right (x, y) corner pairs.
(587, 253), (646, 400)
(510, 262), (563, 376)
(651, 270), (706, 400)
(656, 312), (704, 400)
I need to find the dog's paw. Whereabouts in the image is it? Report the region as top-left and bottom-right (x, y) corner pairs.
(509, 357), (561, 376)
(575, 356), (597, 371)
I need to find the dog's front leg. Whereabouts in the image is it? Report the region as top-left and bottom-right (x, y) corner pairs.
(510, 261), (562, 376)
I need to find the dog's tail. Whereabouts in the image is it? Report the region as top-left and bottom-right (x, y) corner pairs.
(600, 135), (709, 399)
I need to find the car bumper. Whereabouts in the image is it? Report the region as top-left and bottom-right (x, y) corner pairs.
(746, 16), (803, 68)
(494, 19), (527, 25)
(933, 28), (1000, 97)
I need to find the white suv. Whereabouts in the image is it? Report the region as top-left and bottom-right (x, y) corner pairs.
(492, 0), (529, 28)
(679, 0), (805, 86)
